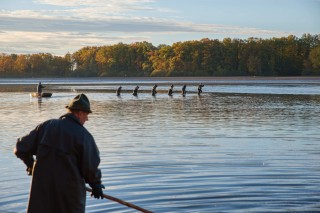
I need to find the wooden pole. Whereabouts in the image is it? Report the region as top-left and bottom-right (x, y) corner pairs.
(86, 187), (153, 213)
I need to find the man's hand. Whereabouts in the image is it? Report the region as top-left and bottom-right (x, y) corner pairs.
(26, 167), (33, 176)
(90, 184), (105, 199)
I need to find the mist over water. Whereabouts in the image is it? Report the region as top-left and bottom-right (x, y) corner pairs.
(1, 78), (319, 212)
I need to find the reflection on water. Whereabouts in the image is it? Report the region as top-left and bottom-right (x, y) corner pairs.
(0, 86), (320, 212)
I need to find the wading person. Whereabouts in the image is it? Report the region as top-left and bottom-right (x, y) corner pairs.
(151, 84), (158, 96)
(14, 94), (105, 213)
(116, 86), (122, 96)
(168, 84), (174, 96)
(133, 86), (139, 96)
(198, 83), (204, 95)
(37, 82), (45, 94)
(181, 84), (186, 96)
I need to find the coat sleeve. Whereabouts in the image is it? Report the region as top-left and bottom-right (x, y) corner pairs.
(80, 133), (102, 185)
(14, 123), (44, 168)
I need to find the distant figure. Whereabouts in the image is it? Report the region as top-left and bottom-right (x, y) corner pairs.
(181, 84), (187, 96)
(116, 86), (122, 96)
(37, 82), (45, 94)
(152, 84), (158, 96)
(133, 86), (139, 96)
(168, 84), (174, 96)
(198, 83), (204, 95)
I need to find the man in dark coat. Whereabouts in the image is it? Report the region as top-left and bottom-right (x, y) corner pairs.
(14, 94), (105, 213)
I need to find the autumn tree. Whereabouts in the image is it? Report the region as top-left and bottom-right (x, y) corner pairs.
(0, 34), (319, 77)
(150, 45), (174, 77)
(72, 47), (99, 77)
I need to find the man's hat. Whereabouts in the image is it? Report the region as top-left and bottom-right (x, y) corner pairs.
(66, 94), (92, 113)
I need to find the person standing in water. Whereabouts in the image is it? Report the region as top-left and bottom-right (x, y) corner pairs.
(133, 86), (139, 96)
(152, 84), (158, 96)
(116, 86), (122, 96)
(168, 84), (174, 96)
(14, 94), (105, 213)
(181, 84), (187, 96)
(198, 83), (204, 95)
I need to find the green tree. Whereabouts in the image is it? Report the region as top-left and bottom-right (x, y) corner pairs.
(201, 38), (224, 76)
(309, 46), (320, 69)
(220, 38), (243, 76)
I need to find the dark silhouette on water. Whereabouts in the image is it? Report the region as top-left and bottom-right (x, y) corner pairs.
(133, 86), (139, 96)
(181, 84), (186, 96)
(152, 84), (158, 96)
(198, 83), (204, 95)
(31, 82), (52, 98)
(116, 86), (122, 96)
(168, 84), (174, 96)
(37, 82), (45, 94)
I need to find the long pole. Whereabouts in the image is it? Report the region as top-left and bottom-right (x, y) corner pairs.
(86, 187), (153, 213)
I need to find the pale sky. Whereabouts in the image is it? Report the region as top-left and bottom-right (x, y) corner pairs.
(0, 0), (319, 55)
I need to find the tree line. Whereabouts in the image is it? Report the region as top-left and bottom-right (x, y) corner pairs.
(1, 34), (319, 77)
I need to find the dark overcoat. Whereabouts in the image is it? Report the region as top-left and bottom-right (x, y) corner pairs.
(14, 113), (102, 213)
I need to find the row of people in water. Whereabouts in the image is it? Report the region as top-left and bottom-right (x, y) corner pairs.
(116, 83), (204, 96)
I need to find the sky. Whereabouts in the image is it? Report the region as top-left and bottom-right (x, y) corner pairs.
(0, 0), (319, 55)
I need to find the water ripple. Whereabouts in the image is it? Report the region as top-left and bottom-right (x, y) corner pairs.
(1, 88), (320, 212)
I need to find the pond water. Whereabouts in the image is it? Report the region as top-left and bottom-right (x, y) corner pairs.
(0, 78), (319, 212)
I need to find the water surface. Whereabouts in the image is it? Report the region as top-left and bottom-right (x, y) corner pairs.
(0, 78), (319, 212)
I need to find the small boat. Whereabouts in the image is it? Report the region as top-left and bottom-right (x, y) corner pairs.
(30, 92), (53, 98)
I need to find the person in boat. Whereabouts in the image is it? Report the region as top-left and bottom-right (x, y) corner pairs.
(133, 86), (139, 96)
(151, 84), (158, 96)
(181, 84), (187, 96)
(198, 83), (204, 95)
(116, 86), (122, 96)
(37, 82), (45, 94)
(168, 84), (174, 96)
(14, 94), (105, 213)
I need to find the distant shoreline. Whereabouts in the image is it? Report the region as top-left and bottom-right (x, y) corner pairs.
(0, 76), (319, 92)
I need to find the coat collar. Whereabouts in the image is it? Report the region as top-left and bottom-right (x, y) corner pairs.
(60, 113), (83, 126)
